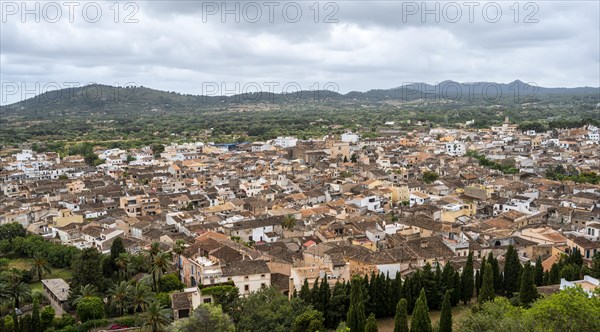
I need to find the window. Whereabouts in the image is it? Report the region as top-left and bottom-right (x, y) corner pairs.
(203, 298), (212, 304)
(244, 285), (249, 292)
(245, 275), (249, 280)
(261, 283), (266, 288)
(261, 274), (265, 278)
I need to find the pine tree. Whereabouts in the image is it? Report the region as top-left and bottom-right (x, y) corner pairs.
(410, 289), (432, 332)
(393, 298), (409, 332)
(519, 264), (539, 307)
(365, 313), (378, 332)
(439, 290), (452, 332)
(347, 277), (366, 332)
(403, 277), (414, 313)
(503, 245), (522, 297)
(461, 252), (474, 304)
(479, 263), (495, 304)
(534, 257), (544, 286)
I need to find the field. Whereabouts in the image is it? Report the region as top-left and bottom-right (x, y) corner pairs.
(8, 257), (73, 291)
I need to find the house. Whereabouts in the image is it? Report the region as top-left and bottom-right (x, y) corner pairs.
(221, 260), (271, 296)
(41, 279), (70, 315)
(559, 275), (599, 297)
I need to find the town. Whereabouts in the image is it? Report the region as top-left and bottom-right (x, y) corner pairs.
(0, 118), (599, 331)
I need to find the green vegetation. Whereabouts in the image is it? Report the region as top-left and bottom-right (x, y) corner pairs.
(466, 150), (519, 174)
(1, 84), (598, 148)
(546, 165), (600, 184)
(457, 287), (600, 332)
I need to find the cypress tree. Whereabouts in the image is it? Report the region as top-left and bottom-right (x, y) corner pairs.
(549, 263), (560, 284)
(474, 269), (481, 297)
(299, 278), (311, 303)
(311, 276), (320, 307)
(319, 275), (331, 319)
(487, 253), (501, 294)
(347, 277), (366, 332)
(451, 271), (461, 306)
(410, 288), (432, 332)
(460, 252), (474, 304)
(439, 290), (452, 332)
(393, 298), (409, 332)
(404, 277), (414, 313)
(534, 257), (544, 286)
(479, 262), (495, 304)
(503, 245), (521, 297)
(31, 299), (40, 332)
(519, 264), (539, 307)
(365, 313), (378, 332)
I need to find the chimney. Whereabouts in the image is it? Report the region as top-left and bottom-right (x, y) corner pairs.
(420, 240), (428, 248)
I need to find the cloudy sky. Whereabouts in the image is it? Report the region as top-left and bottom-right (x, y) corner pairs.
(1, 0), (599, 104)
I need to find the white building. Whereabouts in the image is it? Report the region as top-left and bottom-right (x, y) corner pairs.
(341, 133), (360, 143)
(445, 142), (466, 156)
(272, 136), (298, 148)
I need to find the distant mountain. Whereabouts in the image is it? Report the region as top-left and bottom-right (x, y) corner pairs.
(1, 81), (598, 119)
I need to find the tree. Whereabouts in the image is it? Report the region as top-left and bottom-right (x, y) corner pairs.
(107, 281), (132, 316)
(31, 299), (41, 332)
(365, 313), (378, 332)
(114, 252), (131, 281)
(172, 239), (186, 276)
(236, 287), (309, 332)
(200, 285), (239, 316)
(150, 251), (172, 292)
(479, 263), (495, 304)
(130, 281), (153, 313)
(533, 257), (544, 286)
(422, 171), (439, 184)
(519, 264), (538, 307)
(439, 290), (452, 332)
(329, 281), (350, 329)
(110, 237), (126, 267)
(76, 296), (105, 322)
(410, 288), (432, 332)
(524, 286), (600, 331)
(140, 300), (172, 332)
(0, 271), (32, 309)
(456, 297), (523, 332)
(393, 298), (408, 332)
(160, 273), (185, 292)
(71, 247), (105, 292)
(503, 245), (521, 297)
(170, 304), (234, 332)
(292, 309), (325, 332)
(282, 214), (296, 230)
(30, 253), (52, 281)
(40, 305), (55, 331)
(347, 277), (366, 332)
(299, 278), (311, 303)
(461, 252), (474, 304)
(71, 284), (98, 306)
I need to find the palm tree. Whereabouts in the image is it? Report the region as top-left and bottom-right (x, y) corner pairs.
(140, 300), (172, 332)
(0, 271), (32, 309)
(149, 242), (161, 258)
(282, 214), (296, 230)
(150, 251), (172, 292)
(114, 253), (131, 281)
(107, 281), (132, 316)
(72, 284), (98, 306)
(30, 253), (52, 281)
(130, 282), (153, 313)
(172, 240), (185, 279)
